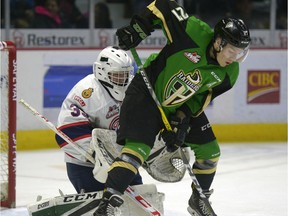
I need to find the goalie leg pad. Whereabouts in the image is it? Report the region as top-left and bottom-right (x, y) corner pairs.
(120, 184), (165, 216)
(27, 184), (164, 216)
(27, 191), (103, 216)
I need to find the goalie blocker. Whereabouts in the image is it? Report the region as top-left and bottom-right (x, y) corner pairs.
(27, 184), (164, 216)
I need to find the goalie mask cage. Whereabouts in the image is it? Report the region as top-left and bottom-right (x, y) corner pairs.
(0, 41), (16, 208)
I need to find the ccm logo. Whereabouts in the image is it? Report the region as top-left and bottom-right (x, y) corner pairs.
(63, 192), (99, 202)
(38, 201), (49, 209)
(201, 123), (211, 131)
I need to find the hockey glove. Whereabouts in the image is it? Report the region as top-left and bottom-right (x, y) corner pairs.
(116, 15), (153, 50)
(161, 115), (190, 152)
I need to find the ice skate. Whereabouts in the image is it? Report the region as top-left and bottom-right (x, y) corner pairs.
(93, 191), (124, 216)
(187, 184), (216, 216)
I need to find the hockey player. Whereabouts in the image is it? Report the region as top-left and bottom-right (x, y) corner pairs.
(93, 0), (251, 216)
(55, 46), (143, 193)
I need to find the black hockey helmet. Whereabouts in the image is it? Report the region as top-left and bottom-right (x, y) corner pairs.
(214, 18), (251, 49)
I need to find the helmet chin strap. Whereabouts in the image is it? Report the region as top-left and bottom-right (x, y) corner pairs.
(98, 79), (115, 98)
(98, 79), (123, 102)
(99, 79), (113, 89)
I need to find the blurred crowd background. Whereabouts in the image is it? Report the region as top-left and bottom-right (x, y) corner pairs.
(1, 0), (287, 29)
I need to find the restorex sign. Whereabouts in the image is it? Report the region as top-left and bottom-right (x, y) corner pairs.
(9, 29), (287, 49)
(10, 29), (167, 49)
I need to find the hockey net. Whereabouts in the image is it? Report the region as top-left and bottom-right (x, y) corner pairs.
(0, 41), (17, 208)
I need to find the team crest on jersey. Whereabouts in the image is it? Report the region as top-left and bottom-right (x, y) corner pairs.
(82, 88), (93, 98)
(163, 70), (202, 106)
(109, 116), (119, 130)
(184, 52), (201, 63)
(106, 105), (120, 119)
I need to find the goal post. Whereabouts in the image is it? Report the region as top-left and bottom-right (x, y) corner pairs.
(0, 41), (17, 208)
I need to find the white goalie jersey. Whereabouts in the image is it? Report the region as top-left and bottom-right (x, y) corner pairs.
(56, 74), (122, 166)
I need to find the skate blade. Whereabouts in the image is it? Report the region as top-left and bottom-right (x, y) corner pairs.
(187, 206), (201, 216)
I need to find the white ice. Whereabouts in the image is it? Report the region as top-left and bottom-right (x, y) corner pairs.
(1, 142), (287, 216)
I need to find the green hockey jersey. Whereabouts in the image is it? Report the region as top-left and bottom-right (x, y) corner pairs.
(142, 0), (239, 117)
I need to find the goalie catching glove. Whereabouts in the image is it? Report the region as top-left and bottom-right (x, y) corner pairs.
(160, 114), (190, 152)
(116, 15), (154, 50)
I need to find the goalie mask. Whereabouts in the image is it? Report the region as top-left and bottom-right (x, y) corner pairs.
(214, 18), (251, 63)
(93, 46), (134, 101)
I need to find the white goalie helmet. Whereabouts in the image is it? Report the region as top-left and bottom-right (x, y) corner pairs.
(93, 46), (134, 101)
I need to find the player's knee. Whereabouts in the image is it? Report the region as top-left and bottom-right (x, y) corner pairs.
(192, 157), (219, 174)
(107, 155), (142, 193)
(190, 139), (221, 175)
(120, 153), (141, 171)
(109, 149), (143, 174)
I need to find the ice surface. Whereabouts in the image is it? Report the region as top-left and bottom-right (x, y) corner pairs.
(1, 143), (287, 216)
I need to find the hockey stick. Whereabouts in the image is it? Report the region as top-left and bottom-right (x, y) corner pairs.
(19, 99), (96, 163)
(130, 48), (172, 131)
(19, 99), (162, 216)
(130, 48), (217, 215)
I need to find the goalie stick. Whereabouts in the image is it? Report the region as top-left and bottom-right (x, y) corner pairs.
(19, 99), (162, 216)
(130, 48), (217, 215)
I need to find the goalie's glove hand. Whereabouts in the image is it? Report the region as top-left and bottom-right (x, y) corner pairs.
(116, 15), (152, 50)
(161, 116), (190, 152)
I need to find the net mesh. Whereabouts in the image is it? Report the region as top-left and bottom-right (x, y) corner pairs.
(0, 45), (9, 201)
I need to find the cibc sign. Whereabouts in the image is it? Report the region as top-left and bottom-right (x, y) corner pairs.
(247, 70), (280, 104)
